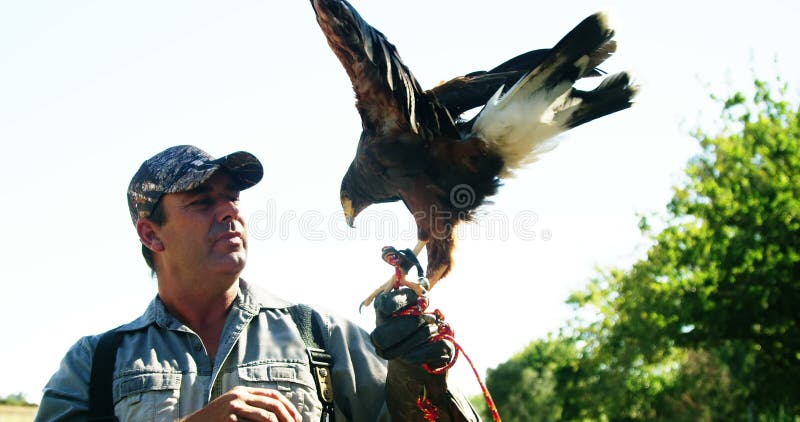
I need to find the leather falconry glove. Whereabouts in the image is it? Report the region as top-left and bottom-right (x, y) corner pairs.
(371, 289), (479, 421)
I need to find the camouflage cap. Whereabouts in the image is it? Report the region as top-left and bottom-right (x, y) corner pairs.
(127, 145), (263, 226)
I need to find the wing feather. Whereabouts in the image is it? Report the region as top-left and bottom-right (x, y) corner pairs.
(312, 0), (456, 139)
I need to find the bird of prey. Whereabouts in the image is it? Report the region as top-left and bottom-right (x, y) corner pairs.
(311, 0), (637, 306)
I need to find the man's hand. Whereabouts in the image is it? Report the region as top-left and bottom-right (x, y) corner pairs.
(371, 288), (453, 368)
(183, 386), (302, 422)
(371, 289), (476, 422)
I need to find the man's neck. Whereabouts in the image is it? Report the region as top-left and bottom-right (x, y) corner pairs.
(157, 274), (240, 360)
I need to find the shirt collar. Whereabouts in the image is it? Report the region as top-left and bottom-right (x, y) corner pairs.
(115, 278), (294, 333)
(237, 278), (294, 310)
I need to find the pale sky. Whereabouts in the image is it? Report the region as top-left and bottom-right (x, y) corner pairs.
(1, 0), (798, 403)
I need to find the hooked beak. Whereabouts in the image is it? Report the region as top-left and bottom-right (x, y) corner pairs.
(342, 196), (357, 228)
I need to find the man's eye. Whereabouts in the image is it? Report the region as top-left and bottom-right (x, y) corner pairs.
(190, 198), (213, 207)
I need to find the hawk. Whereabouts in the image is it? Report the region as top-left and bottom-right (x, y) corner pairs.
(311, 0), (637, 306)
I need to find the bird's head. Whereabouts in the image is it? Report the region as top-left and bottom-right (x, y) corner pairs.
(340, 158), (402, 228)
(340, 191), (362, 228)
(340, 162), (368, 228)
(341, 185), (372, 229)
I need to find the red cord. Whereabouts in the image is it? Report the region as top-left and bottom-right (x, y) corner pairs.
(386, 253), (502, 422)
(430, 332), (502, 421)
(417, 394), (440, 421)
(384, 251), (404, 290)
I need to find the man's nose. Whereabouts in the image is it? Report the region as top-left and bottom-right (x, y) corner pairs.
(216, 199), (240, 223)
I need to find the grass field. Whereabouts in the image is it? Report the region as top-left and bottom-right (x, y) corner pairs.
(0, 405), (37, 421)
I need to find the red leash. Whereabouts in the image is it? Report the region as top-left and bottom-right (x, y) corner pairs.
(383, 247), (502, 422)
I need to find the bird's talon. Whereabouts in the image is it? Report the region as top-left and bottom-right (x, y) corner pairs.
(421, 313), (438, 325)
(418, 276), (430, 291)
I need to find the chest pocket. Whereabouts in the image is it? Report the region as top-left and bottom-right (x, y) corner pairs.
(113, 371), (182, 422)
(231, 362), (323, 420)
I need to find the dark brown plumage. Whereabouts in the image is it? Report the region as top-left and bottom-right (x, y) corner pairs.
(311, 0), (637, 305)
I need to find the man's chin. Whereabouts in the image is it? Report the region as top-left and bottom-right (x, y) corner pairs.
(211, 252), (247, 274)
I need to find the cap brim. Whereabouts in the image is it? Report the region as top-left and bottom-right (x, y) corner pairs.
(214, 151), (264, 191)
(165, 150), (263, 196)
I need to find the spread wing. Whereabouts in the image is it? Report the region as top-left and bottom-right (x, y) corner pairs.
(430, 46), (614, 134)
(430, 49), (551, 118)
(311, 0), (457, 139)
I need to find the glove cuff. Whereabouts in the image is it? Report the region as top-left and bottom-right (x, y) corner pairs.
(385, 360), (479, 422)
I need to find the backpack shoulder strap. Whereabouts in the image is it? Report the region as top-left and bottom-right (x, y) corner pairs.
(287, 304), (335, 421)
(88, 328), (124, 422)
(287, 303), (327, 350)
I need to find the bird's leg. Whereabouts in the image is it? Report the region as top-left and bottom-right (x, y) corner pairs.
(360, 240), (428, 310)
(397, 239), (429, 293)
(360, 273), (405, 311)
(422, 266), (446, 291)
(410, 239), (426, 256)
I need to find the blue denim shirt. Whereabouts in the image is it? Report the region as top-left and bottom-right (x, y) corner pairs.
(35, 280), (390, 421)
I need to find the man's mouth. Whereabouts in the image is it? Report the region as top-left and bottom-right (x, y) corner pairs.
(213, 231), (243, 246)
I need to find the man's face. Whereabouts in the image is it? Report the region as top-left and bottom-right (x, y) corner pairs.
(155, 171), (247, 279)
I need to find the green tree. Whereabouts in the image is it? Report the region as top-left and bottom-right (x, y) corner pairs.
(485, 334), (583, 422)
(574, 78), (800, 418)
(485, 79), (799, 420)
(654, 349), (739, 421)
(0, 392), (36, 407)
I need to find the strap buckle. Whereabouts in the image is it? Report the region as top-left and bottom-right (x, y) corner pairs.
(307, 347), (335, 417)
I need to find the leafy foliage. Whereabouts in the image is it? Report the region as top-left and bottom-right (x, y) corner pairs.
(486, 334), (581, 422)
(0, 392), (37, 407)
(483, 79), (800, 420)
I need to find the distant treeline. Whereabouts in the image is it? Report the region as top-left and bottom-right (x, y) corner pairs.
(0, 393), (37, 407)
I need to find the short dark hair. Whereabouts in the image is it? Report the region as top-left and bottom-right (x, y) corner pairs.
(141, 199), (167, 276)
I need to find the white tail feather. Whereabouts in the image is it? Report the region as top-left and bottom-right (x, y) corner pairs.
(471, 75), (585, 178)
(468, 12), (631, 178)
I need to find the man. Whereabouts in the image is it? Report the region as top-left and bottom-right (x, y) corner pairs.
(35, 145), (478, 421)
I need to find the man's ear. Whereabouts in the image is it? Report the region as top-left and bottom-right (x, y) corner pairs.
(137, 218), (165, 252)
